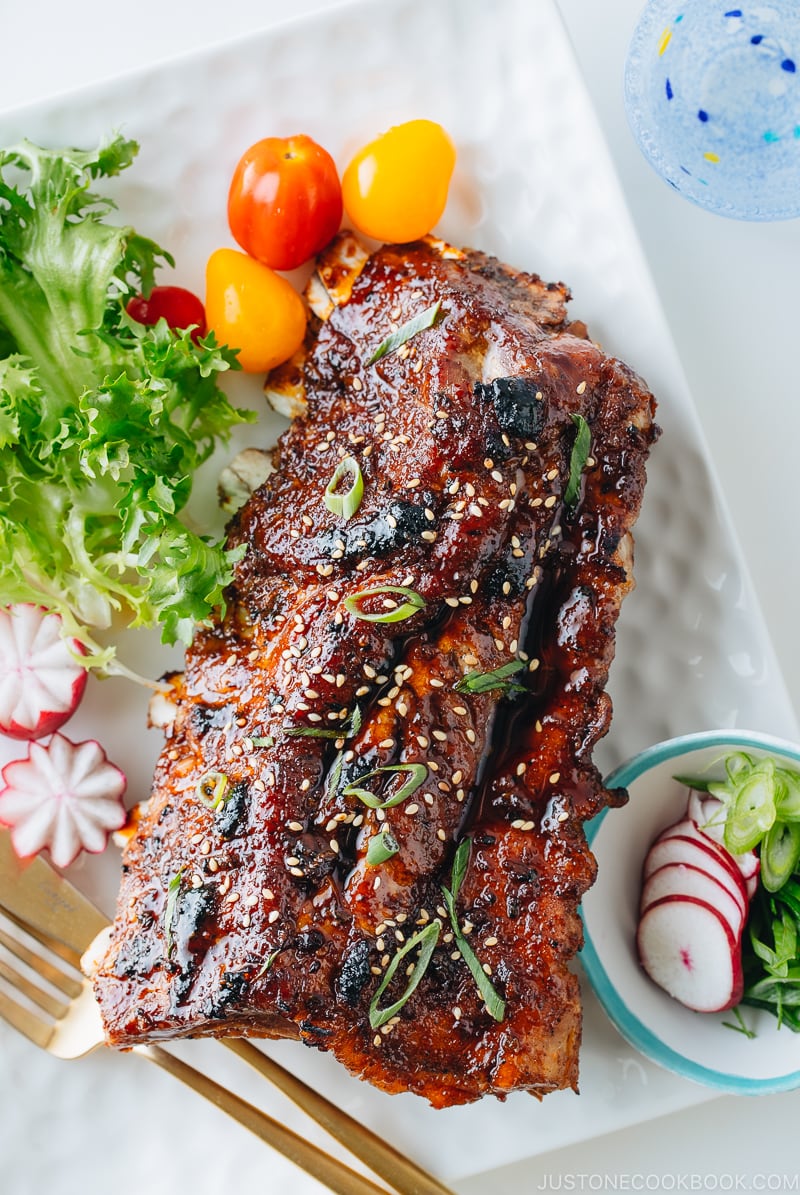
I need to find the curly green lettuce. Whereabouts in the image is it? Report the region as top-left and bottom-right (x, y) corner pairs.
(0, 134), (255, 669)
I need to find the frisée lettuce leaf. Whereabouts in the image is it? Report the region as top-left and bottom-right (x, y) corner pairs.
(0, 134), (254, 669)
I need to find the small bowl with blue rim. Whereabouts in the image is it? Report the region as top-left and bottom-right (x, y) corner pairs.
(580, 728), (800, 1094)
(624, 0), (800, 219)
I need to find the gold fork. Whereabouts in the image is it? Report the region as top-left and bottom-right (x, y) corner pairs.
(0, 834), (454, 1195)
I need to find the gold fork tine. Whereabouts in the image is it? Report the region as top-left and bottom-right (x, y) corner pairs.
(0, 954), (70, 1019)
(0, 986), (53, 1049)
(0, 924), (83, 999)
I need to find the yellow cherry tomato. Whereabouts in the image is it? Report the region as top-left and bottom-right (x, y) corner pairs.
(204, 248), (307, 373)
(341, 119), (456, 243)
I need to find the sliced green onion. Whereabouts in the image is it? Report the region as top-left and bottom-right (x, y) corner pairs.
(366, 828), (400, 866)
(323, 456), (364, 520)
(777, 770), (800, 822)
(724, 766), (777, 854)
(564, 413), (591, 509)
(164, 870), (183, 958)
(253, 946), (283, 982)
(369, 920), (441, 1029)
(366, 300), (442, 366)
(343, 763), (428, 809)
(441, 838), (506, 1022)
(250, 735), (275, 748)
(344, 585), (426, 624)
(195, 771), (230, 811)
(762, 821), (800, 892)
(285, 726), (343, 739)
(286, 705), (362, 743)
(454, 659), (526, 696)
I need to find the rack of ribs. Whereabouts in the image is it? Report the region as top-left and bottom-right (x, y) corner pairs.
(93, 234), (658, 1107)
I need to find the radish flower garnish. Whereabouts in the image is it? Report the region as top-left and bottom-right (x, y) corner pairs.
(0, 733), (127, 867)
(0, 604), (87, 740)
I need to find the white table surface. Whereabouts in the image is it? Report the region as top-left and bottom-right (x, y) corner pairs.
(2, 0), (800, 1190)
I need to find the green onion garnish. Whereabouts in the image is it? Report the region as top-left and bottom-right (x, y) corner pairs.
(250, 735), (275, 748)
(441, 838), (506, 1022)
(285, 726), (343, 739)
(564, 413), (591, 509)
(324, 456), (364, 521)
(195, 771), (230, 811)
(454, 659), (526, 696)
(366, 828), (400, 867)
(286, 705), (362, 744)
(253, 946), (283, 982)
(343, 763), (428, 809)
(366, 300), (442, 366)
(164, 870), (183, 958)
(369, 920), (441, 1029)
(344, 585), (426, 624)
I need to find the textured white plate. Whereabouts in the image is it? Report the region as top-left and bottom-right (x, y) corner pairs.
(0, 0), (797, 1189)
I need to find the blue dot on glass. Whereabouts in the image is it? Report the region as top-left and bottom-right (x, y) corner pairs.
(698, 109), (709, 122)
(725, 9), (743, 17)
(680, 165), (692, 175)
(782, 58), (796, 71)
(751, 34), (764, 44)
(666, 77), (673, 99)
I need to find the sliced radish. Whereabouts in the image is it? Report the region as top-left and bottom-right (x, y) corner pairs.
(641, 863), (744, 942)
(686, 792), (760, 883)
(656, 820), (751, 903)
(636, 894), (743, 1013)
(0, 605), (87, 740)
(0, 733), (126, 868)
(643, 834), (748, 914)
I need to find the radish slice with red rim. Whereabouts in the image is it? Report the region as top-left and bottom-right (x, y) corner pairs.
(0, 733), (127, 868)
(641, 863), (744, 942)
(0, 604), (87, 740)
(643, 834), (748, 913)
(636, 894), (744, 1013)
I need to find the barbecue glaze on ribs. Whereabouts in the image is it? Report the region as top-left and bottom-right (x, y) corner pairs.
(94, 235), (658, 1107)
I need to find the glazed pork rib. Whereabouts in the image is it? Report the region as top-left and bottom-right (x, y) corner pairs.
(94, 235), (658, 1106)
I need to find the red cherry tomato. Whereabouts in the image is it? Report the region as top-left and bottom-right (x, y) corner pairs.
(227, 134), (343, 271)
(126, 285), (207, 342)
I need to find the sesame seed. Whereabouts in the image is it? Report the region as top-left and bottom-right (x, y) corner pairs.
(466, 729), (476, 744)
(287, 821), (303, 832)
(550, 771), (561, 784)
(430, 678), (444, 688)
(547, 467), (558, 481)
(268, 909), (280, 924)
(450, 951), (461, 961)
(453, 706), (467, 716)
(330, 840), (340, 853)
(482, 963), (493, 976)
(208, 859), (220, 874)
(437, 829), (447, 842)
(373, 1034), (382, 1047)
(432, 730), (447, 742)
(420, 530), (437, 542)
(224, 891), (240, 906)
(485, 936), (498, 947)
(512, 818), (525, 829)
(558, 810), (570, 823)
(417, 735), (429, 748)
(405, 803), (419, 815)
(544, 494), (557, 509)
(408, 477), (421, 488)
(452, 770), (463, 784)
(352, 376), (363, 391)
(290, 867), (305, 878)
(379, 738), (395, 750)
(373, 876), (381, 890)
(516, 762), (526, 777)
(200, 840), (211, 857)
(286, 856), (300, 867)
(576, 380), (587, 394)
(191, 874), (204, 889)
(263, 888), (275, 899)
(453, 1006), (462, 1020)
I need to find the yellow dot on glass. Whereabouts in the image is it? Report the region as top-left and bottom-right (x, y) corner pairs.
(703, 151), (720, 163)
(658, 28), (672, 56)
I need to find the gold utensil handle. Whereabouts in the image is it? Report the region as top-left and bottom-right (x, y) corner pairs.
(138, 1045), (390, 1195)
(224, 1040), (454, 1195)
